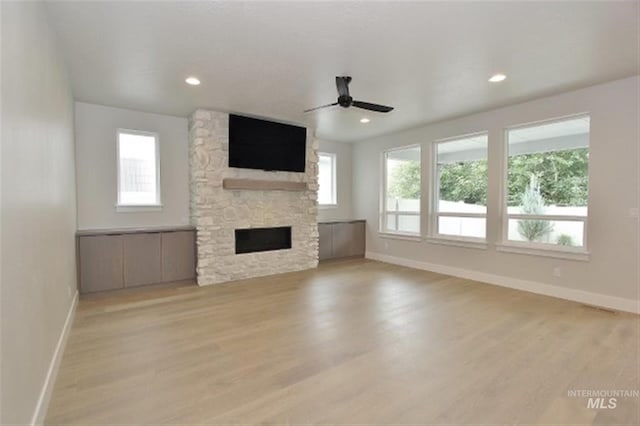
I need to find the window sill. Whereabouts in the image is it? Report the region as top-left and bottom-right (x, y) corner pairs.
(426, 236), (488, 250)
(496, 243), (590, 262)
(378, 232), (422, 242)
(116, 204), (163, 213)
(318, 204), (338, 210)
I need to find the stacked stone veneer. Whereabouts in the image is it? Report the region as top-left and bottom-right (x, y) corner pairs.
(189, 110), (319, 285)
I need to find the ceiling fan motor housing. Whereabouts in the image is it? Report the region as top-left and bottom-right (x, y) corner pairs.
(304, 76), (393, 113)
(338, 95), (353, 108)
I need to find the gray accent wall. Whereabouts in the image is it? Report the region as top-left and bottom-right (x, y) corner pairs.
(1, 1), (78, 423)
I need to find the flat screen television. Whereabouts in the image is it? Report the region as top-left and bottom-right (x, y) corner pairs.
(228, 114), (307, 172)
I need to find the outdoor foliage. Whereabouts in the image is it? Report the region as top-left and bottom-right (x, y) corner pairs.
(517, 175), (554, 241)
(438, 160), (488, 205)
(388, 148), (588, 208)
(388, 161), (421, 199)
(507, 148), (588, 206)
(556, 234), (574, 246)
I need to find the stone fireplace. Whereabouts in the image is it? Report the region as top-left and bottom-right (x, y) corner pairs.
(188, 110), (318, 285)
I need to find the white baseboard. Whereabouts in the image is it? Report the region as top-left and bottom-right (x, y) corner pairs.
(366, 251), (640, 314)
(31, 290), (78, 426)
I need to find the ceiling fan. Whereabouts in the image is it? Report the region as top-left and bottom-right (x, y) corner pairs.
(304, 76), (394, 114)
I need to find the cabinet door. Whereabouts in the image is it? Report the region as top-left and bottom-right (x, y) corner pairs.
(332, 223), (353, 258)
(318, 223), (334, 261)
(161, 231), (196, 282)
(123, 233), (162, 287)
(78, 235), (124, 293)
(349, 221), (366, 257)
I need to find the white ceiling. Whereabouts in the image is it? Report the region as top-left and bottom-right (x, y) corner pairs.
(45, 1), (639, 143)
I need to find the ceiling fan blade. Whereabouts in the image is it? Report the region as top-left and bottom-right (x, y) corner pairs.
(352, 100), (394, 113)
(303, 102), (339, 113)
(336, 76), (351, 97)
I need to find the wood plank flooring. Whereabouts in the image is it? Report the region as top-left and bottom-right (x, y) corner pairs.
(46, 259), (639, 425)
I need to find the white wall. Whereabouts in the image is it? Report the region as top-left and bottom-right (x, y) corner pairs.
(75, 102), (189, 230)
(318, 140), (354, 221)
(353, 76), (639, 304)
(1, 1), (78, 423)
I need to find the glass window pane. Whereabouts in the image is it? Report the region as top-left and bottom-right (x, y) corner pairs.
(318, 153), (335, 205)
(398, 215), (420, 234)
(383, 146), (421, 234)
(507, 116), (589, 216)
(438, 216), (487, 239)
(438, 216), (486, 239)
(436, 134), (488, 214)
(118, 132), (158, 205)
(385, 214), (420, 233)
(507, 218), (584, 247)
(385, 214), (397, 231)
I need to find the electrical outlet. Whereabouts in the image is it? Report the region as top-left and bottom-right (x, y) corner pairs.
(553, 267), (562, 277)
(629, 208), (639, 219)
(384, 241), (389, 250)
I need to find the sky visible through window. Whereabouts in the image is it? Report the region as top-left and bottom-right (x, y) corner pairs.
(118, 132), (158, 205)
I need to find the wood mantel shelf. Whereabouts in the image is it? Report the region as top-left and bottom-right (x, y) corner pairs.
(223, 178), (307, 191)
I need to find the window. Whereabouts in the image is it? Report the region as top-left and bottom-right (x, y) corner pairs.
(117, 129), (161, 207)
(433, 133), (488, 241)
(503, 115), (589, 251)
(381, 145), (421, 235)
(318, 152), (336, 205)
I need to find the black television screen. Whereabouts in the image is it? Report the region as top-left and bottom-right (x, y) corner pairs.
(228, 114), (307, 172)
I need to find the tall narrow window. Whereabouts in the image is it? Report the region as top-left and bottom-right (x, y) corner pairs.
(504, 115), (589, 250)
(382, 145), (421, 235)
(117, 130), (161, 207)
(433, 133), (488, 240)
(318, 152), (337, 205)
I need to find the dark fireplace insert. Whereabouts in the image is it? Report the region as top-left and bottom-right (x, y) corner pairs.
(235, 226), (292, 254)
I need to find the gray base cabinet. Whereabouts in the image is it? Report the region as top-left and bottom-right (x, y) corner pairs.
(77, 227), (196, 294)
(161, 231), (196, 282)
(123, 233), (163, 287)
(318, 223), (334, 260)
(78, 235), (124, 293)
(318, 220), (365, 261)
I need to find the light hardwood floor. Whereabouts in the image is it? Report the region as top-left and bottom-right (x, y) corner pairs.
(46, 259), (639, 425)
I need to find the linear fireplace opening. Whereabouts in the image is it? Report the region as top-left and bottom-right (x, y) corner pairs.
(235, 226), (292, 254)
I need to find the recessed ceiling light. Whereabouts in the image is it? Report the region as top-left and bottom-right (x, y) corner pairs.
(488, 73), (507, 83)
(185, 77), (201, 86)
(360, 118), (370, 124)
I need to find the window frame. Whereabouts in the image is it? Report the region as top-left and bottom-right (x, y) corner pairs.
(429, 131), (489, 245)
(317, 152), (337, 207)
(116, 128), (162, 211)
(380, 144), (422, 237)
(499, 113), (590, 257)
